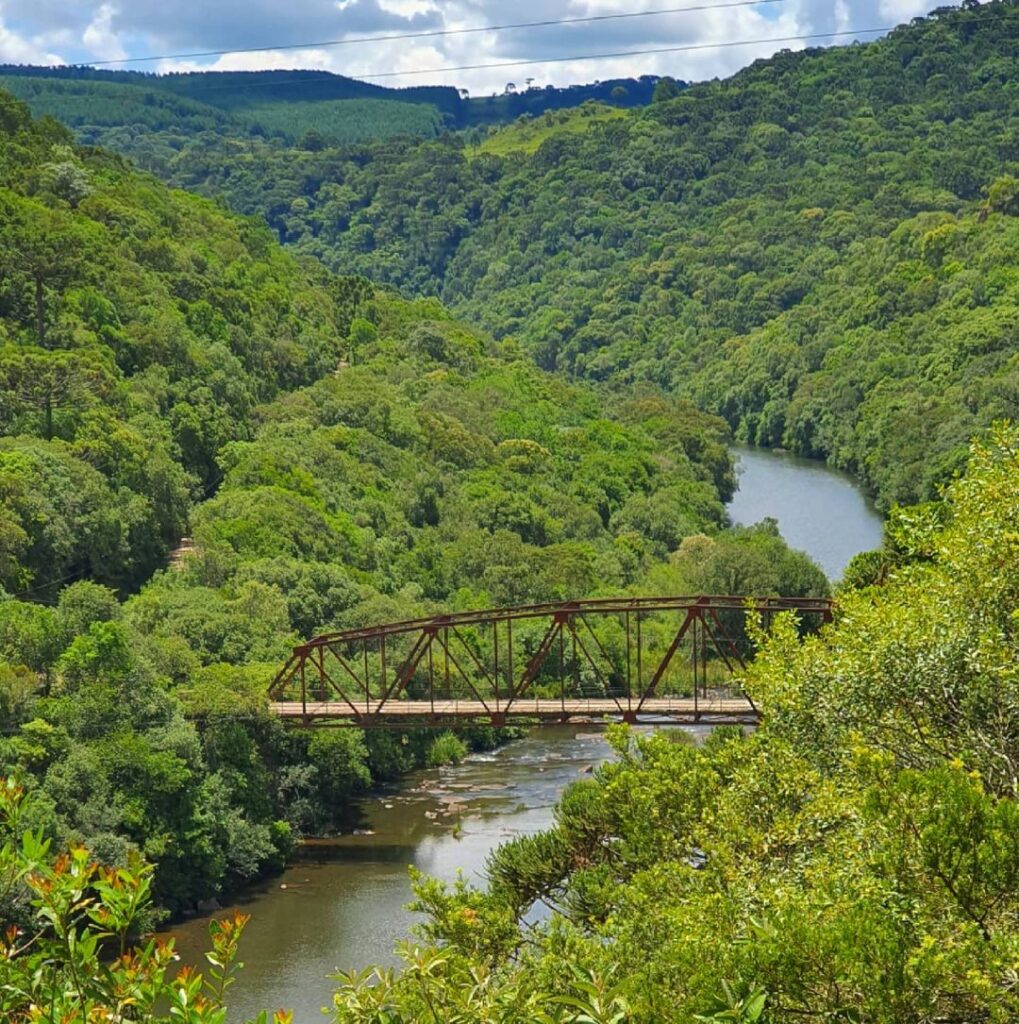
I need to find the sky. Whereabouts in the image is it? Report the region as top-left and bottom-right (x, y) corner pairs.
(0, 1), (951, 94)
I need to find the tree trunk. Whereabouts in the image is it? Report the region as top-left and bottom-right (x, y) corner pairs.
(34, 273), (45, 348)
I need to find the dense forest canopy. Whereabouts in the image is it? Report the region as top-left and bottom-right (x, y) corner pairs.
(5, 3), (1019, 1020)
(83, 0), (1019, 509)
(5, 425), (1018, 1020)
(0, 85), (827, 921)
(329, 427), (1019, 1023)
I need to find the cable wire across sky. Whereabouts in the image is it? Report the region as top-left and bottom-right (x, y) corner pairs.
(53, 4), (1012, 88)
(353, 27), (893, 81)
(78, 0), (792, 67)
(106, 25), (905, 93)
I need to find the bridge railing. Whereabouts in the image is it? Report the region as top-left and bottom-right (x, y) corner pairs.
(268, 596), (833, 726)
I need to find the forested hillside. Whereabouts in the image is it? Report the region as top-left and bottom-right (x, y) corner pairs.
(0, 87), (827, 918)
(0, 91), (352, 597)
(116, 0), (1019, 509)
(0, 71), (450, 148)
(5, 4), (1019, 1020)
(0, 66), (663, 150)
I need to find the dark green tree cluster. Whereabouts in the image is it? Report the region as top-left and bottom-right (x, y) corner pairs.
(102, 1), (1019, 509)
(0, 74), (449, 149)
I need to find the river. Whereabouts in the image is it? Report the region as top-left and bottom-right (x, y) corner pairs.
(166, 726), (640, 1022)
(166, 447), (883, 1020)
(727, 446), (883, 580)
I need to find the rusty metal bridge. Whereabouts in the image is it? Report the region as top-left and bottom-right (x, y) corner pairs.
(269, 595), (832, 728)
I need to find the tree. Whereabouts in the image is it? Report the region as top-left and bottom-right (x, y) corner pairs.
(0, 194), (97, 347)
(307, 729), (371, 809)
(986, 174), (1019, 216)
(0, 345), (116, 439)
(40, 145), (93, 207)
(652, 76), (681, 103)
(0, 777), (292, 1024)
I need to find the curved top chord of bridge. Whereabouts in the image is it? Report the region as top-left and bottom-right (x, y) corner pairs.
(269, 595), (833, 728)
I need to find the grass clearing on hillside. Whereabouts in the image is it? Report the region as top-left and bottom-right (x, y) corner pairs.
(469, 103), (629, 158)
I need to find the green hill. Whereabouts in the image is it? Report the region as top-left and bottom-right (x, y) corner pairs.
(123, 1), (1019, 510)
(327, 422), (1019, 1024)
(0, 66), (664, 150)
(6, 5), (1019, 1019)
(0, 71), (448, 147)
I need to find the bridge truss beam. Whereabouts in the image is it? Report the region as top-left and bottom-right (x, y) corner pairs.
(268, 595), (833, 728)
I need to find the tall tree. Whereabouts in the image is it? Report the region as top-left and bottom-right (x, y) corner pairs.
(0, 193), (96, 347)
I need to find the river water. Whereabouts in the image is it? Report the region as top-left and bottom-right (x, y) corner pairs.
(166, 448), (883, 1020)
(167, 727), (644, 1022)
(727, 446), (883, 580)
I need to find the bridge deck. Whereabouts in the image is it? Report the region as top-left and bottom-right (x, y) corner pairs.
(270, 697), (758, 727)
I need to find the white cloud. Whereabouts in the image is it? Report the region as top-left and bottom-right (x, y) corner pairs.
(0, 1), (63, 63)
(0, 0), (969, 90)
(156, 47), (336, 75)
(880, 0), (936, 18)
(83, 3), (126, 62)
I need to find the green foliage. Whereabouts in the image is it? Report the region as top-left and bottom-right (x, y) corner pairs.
(426, 731), (469, 768)
(0, 778), (292, 1023)
(0, 90), (812, 926)
(0, 73), (448, 147)
(0, 67), (662, 162)
(0, 87), (357, 595)
(237, 99), (445, 145)
(651, 77), (682, 103)
(669, 521), (829, 597)
(986, 174), (1019, 215)
(307, 729), (372, 805)
(473, 104), (628, 158)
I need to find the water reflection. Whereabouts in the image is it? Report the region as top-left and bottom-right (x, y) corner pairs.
(167, 726), (648, 1022)
(727, 446), (884, 580)
(166, 446), (883, 1019)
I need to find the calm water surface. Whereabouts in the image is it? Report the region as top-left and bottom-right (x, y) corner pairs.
(168, 449), (883, 1020)
(727, 445), (883, 580)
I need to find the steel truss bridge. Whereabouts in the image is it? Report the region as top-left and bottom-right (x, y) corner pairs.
(269, 596), (833, 728)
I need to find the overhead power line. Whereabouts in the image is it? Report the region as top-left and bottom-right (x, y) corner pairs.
(57, 7), (1014, 90)
(353, 27), (893, 81)
(130, 25), (903, 93)
(351, 8), (1015, 84)
(78, 0), (790, 67)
